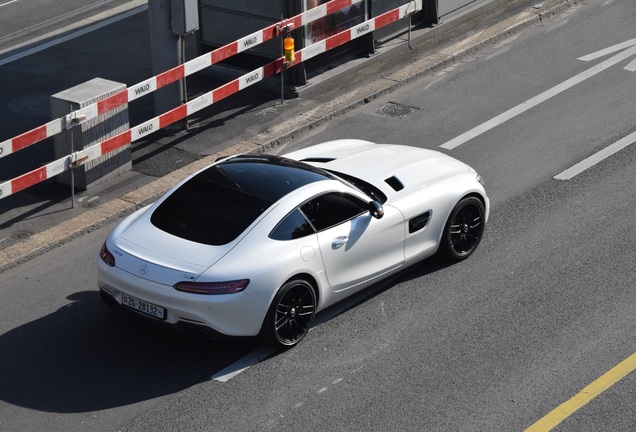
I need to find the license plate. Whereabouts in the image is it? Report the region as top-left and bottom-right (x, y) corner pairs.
(122, 293), (166, 320)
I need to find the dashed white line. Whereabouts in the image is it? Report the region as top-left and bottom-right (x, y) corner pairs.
(211, 345), (277, 382)
(554, 130), (636, 180)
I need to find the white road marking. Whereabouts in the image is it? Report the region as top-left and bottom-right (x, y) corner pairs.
(577, 37), (636, 62)
(554, 130), (636, 180)
(440, 41), (636, 150)
(211, 345), (277, 382)
(0, 0), (20, 8)
(0, 5), (146, 67)
(210, 275), (396, 382)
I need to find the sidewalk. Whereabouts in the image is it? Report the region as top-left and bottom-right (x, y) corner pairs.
(0, 0), (577, 273)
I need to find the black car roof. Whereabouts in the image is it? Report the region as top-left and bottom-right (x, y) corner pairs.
(211, 154), (336, 201)
(150, 155), (334, 245)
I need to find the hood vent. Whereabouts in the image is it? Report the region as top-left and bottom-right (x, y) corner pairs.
(384, 176), (404, 191)
(300, 157), (335, 163)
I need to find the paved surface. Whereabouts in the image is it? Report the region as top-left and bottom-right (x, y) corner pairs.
(0, 0), (577, 273)
(0, 0), (148, 58)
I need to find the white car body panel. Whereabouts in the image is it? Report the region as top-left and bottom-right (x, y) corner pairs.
(316, 205), (405, 292)
(284, 140), (474, 198)
(98, 139), (489, 339)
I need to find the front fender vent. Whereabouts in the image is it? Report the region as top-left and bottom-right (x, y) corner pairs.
(409, 211), (431, 234)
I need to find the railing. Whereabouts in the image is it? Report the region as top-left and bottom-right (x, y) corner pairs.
(0, 0), (422, 200)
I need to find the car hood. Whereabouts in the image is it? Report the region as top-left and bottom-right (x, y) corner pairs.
(111, 210), (235, 285)
(284, 140), (472, 194)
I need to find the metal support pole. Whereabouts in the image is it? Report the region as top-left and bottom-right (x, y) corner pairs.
(280, 13), (285, 105)
(70, 127), (75, 209)
(408, 14), (412, 49)
(180, 35), (189, 130)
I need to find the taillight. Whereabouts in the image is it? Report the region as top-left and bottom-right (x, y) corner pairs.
(173, 279), (249, 295)
(100, 242), (116, 267)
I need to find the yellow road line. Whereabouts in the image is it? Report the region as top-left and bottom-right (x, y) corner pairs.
(526, 351), (636, 431)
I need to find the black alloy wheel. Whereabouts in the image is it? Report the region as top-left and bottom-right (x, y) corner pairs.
(261, 278), (316, 348)
(440, 197), (485, 261)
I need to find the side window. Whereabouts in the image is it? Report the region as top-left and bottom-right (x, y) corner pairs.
(270, 209), (315, 240)
(301, 193), (367, 232)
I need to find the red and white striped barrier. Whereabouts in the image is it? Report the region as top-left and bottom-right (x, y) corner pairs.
(0, 0), (422, 200)
(0, 0), (363, 161)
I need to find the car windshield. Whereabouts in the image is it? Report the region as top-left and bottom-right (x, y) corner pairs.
(326, 170), (387, 204)
(151, 156), (333, 245)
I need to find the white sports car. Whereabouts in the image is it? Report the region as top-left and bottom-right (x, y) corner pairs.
(98, 139), (489, 347)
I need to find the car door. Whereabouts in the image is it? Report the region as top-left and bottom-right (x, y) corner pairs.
(302, 192), (405, 292)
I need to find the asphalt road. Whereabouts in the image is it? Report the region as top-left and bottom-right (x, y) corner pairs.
(0, 0), (143, 54)
(1, 0), (635, 431)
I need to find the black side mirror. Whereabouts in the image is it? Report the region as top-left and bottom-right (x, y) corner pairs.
(369, 201), (384, 219)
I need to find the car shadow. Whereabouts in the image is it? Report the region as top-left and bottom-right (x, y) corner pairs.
(313, 255), (454, 327)
(0, 256), (455, 414)
(0, 290), (260, 413)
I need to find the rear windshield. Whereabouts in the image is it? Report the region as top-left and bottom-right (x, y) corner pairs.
(150, 156), (332, 245)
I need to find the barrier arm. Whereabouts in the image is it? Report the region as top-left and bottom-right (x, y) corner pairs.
(0, 0), (363, 161)
(0, 0), (422, 200)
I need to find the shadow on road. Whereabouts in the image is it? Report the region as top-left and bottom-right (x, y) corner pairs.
(0, 290), (260, 413)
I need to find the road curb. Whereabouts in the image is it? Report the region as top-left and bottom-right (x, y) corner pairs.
(0, 0), (579, 274)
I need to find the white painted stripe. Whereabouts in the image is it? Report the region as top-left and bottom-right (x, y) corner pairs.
(351, 20), (375, 38)
(185, 55), (211, 75)
(0, 6), (146, 67)
(239, 67), (264, 90)
(0, 180), (11, 198)
(577, 37), (636, 62)
(399, 0), (422, 17)
(132, 118), (160, 141)
(187, 92), (213, 116)
(625, 57), (636, 72)
(46, 119), (63, 138)
(128, 78), (157, 102)
(0, 139), (12, 158)
(440, 44), (636, 150)
(46, 156), (68, 177)
(80, 141), (105, 161)
(301, 40), (326, 62)
(211, 345), (277, 382)
(0, 0), (20, 8)
(302, 3), (329, 26)
(554, 130), (636, 180)
(66, 105), (97, 126)
(237, 31), (264, 53)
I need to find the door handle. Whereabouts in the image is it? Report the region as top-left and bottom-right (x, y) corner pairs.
(331, 236), (349, 249)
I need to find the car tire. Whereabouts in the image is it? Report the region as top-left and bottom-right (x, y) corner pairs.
(439, 196), (485, 261)
(260, 278), (316, 348)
